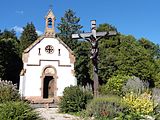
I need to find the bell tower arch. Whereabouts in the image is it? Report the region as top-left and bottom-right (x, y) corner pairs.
(45, 9), (56, 37)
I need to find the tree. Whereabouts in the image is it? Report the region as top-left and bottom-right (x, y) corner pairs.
(97, 23), (117, 33)
(57, 9), (83, 50)
(0, 29), (17, 40)
(138, 38), (160, 59)
(20, 22), (38, 53)
(99, 35), (157, 86)
(0, 30), (22, 85)
(74, 41), (93, 86)
(96, 23), (158, 87)
(0, 30), (18, 78)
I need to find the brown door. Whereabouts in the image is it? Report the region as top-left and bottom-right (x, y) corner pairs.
(48, 79), (54, 98)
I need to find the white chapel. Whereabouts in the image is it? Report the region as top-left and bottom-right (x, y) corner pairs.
(19, 9), (77, 103)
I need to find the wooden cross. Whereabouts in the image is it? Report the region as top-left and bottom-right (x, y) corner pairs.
(72, 20), (117, 97)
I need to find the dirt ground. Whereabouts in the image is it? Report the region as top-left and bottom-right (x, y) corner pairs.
(35, 108), (81, 120)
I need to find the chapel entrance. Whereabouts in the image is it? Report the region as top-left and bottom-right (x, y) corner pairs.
(43, 76), (55, 98)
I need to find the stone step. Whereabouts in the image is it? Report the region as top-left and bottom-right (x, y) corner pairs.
(30, 103), (58, 108)
(32, 98), (55, 103)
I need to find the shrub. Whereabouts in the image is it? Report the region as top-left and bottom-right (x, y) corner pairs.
(122, 77), (149, 95)
(0, 101), (40, 120)
(85, 95), (126, 119)
(84, 95), (149, 120)
(152, 88), (160, 105)
(99, 75), (130, 95)
(59, 86), (93, 113)
(0, 80), (20, 103)
(154, 104), (160, 120)
(152, 88), (160, 118)
(122, 92), (155, 115)
(154, 72), (160, 88)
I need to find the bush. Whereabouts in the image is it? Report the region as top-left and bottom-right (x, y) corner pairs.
(59, 86), (93, 113)
(99, 75), (130, 95)
(0, 101), (40, 120)
(0, 80), (20, 103)
(154, 72), (160, 88)
(122, 77), (149, 95)
(152, 88), (160, 105)
(122, 92), (155, 115)
(152, 88), (160, 118)
(154, 104), (160, 119)
(85, 95), (126, 119)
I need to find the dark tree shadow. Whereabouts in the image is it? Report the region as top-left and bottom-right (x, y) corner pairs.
(5, 51), (23, 88)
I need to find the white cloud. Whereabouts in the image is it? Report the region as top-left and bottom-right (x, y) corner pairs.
(16, 10), (24, 15)
(36, 30), (43, 36)
(12, 26), (43, 36)
(12, 26), (24, 33)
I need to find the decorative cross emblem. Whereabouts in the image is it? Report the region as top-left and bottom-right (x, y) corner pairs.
(45, 45), (54, 54)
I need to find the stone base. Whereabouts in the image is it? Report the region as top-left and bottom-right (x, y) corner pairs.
(24, 96), (60, 104)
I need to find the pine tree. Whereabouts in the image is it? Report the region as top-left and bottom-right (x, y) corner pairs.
(57, 9), (82, 50)
(0, 30), (22, 84)
(20, 22), (38, 53)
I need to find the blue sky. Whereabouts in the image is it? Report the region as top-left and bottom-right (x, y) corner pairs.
(0, 0), (160, 44)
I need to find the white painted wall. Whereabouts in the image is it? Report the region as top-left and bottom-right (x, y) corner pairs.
(20, 37), (77, 98)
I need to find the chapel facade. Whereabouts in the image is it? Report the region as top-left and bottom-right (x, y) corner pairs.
(19, 9), (77, 103)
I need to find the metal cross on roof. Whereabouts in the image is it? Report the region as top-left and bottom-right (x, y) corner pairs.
(72, 20), (117, 97)
(49, 0), (53, 10)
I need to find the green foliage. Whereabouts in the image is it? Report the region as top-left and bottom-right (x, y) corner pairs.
(68, 22), (160, 88)
(153, 71), (160, 88)
(138, 38), (160, 59)
(0, 29), (17, 40)
(59, 86), (93, 113)
(98, 34), (158, 86)
(0, 101), (40, 120)
(84, 94), (156, 120)
(154, 104), (160, 119)
(99, 75), (130, 95)
(74, 41), (92, 86)
(85, 95), (126, 119)
(0, 31), (22, 84)
(20, 22), (38, 53)
(0, 80), (20, 103)
(84, 94), (155, 120)
(57, 9), (82, 39)
(57, 9), (82, 50)
(122, 92), (155, 115)
(97, 23), (117, 33)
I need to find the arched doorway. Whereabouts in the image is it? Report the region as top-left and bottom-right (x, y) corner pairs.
(43, 76), (55, 98)
(41, 66), (57, 99)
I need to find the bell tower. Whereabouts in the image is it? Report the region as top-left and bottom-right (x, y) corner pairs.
(45, 9), (56, 37)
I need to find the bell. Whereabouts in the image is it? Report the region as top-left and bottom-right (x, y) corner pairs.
(48, 22), (52, 26)
(48, 18), (52, 26)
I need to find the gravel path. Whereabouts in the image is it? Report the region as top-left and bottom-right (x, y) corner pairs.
(35, 108), (81, 120)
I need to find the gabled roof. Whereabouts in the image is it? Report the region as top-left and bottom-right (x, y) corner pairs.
(45, 9), (55, 19)
(23, 36), (74, 55)
(23, 9), (73, 55)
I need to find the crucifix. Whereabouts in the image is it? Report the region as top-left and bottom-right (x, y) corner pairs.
(72, 20), (117, 97)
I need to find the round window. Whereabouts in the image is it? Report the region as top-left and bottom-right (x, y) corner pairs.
(45, 45), (54, 54)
